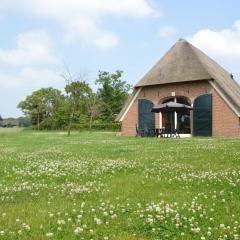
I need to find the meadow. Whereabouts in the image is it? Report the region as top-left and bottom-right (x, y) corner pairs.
(0, 129), (240, 240)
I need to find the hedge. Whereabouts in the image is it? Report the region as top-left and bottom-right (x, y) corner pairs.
(31, 121), (121, 131)
(72, 122), (121, 131)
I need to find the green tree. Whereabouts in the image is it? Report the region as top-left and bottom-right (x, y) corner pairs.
(64, 77), (93, 136)
(18, 88), (64, 130)
(96, 70), (131, 122)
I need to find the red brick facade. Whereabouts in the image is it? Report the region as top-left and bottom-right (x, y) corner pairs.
(211, 88), (240, 136)
(121, 80), (240, 137)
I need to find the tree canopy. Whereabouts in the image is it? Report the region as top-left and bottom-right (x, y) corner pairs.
(17, 70), (131, 132)
(96, 70), (131, 122)
(65, 80), (93, 135)
(18, 87), (65, 130)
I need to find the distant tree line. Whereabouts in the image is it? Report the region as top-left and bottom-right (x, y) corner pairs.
(17, 70), (131, 135)
(0, 116), (30, 128)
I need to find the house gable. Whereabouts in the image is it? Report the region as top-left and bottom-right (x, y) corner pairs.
(117, 39), (240, 122)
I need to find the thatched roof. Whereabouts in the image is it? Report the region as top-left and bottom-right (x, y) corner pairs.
(135, 39), (211, 87)
(117, 39), (240, 121)
(135, 39), (240, 115)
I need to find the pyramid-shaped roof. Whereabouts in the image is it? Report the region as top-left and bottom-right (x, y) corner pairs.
(135, 39), (211, 87)
(135, 39), (240, 115)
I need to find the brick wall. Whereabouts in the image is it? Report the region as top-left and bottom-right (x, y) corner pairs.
(121, 80), (240, 137)
(210, 88), (240, 136)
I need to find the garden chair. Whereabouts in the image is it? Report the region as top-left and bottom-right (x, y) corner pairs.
(173, 122), (181, 138)
(135, 124), (145, 137)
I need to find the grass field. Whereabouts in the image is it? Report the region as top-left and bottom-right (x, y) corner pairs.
(0, 129), (240, 240)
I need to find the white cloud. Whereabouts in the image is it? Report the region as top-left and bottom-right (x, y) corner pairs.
(0, 67), (62, 89)
(159, 26), (176, 38)
(187, 20), (240, 81)
(21, 67), (61, 86)
(0, 0), (158, 48)
(63, 17), (119, 48)
(93, 33), (119, 49)
(6, 0), (158, 19)
(0, 67), (63, 117)
(0, 31), (59, 66)
(188, 20), (240, 60)
(0, 73), (19, 89)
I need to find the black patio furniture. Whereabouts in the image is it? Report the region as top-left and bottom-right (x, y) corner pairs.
(155, 128), (164, 138)
(136, 124), (155, 137)
(151, 101), (193, 138)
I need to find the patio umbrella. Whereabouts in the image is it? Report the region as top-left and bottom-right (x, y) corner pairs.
(151, 101), (192, 113)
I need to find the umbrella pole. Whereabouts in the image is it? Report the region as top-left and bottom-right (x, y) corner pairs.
(174, 111), (177, 131)
(170, 112), (173, 137)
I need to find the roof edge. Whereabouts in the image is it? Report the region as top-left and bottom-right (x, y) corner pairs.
(115, 87), (142, 122)
(135, 78), (213, 88)
(209, 81), (240, 117)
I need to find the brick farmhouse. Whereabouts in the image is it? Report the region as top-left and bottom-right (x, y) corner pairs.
(116, 39), (240, 137)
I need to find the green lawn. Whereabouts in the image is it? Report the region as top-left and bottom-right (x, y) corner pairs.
(0, 129), (240, 240)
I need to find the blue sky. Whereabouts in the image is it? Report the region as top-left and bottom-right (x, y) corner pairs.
(0, 0), (240, 117)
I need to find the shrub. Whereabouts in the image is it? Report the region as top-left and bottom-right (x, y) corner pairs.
(73, 122), (121, 131)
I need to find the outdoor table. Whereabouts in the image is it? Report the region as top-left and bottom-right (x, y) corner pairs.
(155, 127), (180, 138)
